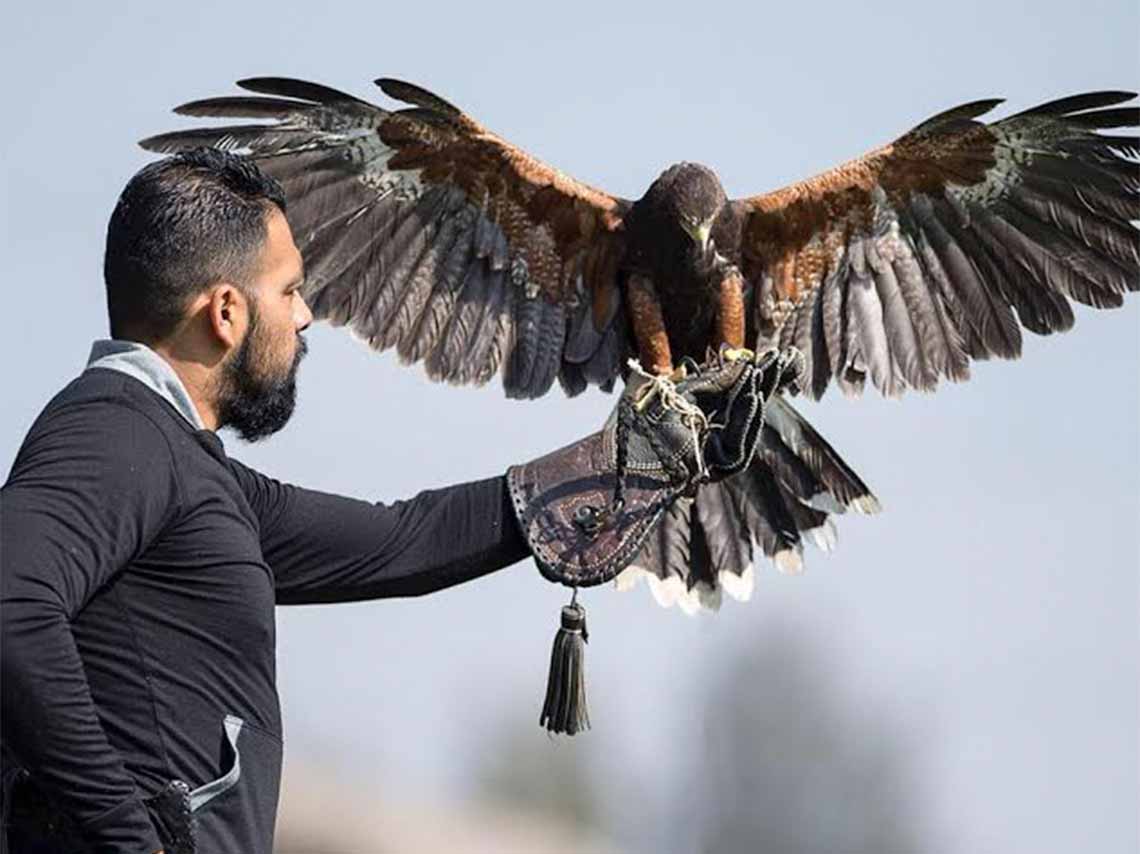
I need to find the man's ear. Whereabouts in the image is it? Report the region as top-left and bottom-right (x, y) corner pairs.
(206, 283), (248, 351)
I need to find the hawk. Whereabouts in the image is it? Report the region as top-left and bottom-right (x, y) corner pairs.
(142, 79), (1138, 612)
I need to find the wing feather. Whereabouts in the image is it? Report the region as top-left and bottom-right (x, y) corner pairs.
(846, 240), (898, 396)
(908, 224), (972, 382)
(426, 263), (489, 382)
(385, 192), (469, 353)
(142, 77), (632, 398)
(400, 205), (480, 362)
(469, 271), (515, 386)
(867, 233), (926, 389)
(737, 92), (1138, 399)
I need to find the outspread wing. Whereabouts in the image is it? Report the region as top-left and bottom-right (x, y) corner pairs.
(141, 77), (633, 399)
(735, 92), (1139, 399)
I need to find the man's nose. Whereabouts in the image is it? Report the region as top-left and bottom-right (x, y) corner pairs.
(295, 295), (313, 331)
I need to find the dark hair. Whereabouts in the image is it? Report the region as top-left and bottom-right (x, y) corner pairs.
(104, 148), (287, 341)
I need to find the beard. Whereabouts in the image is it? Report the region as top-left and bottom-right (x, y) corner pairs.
(216, 306), (307, 442)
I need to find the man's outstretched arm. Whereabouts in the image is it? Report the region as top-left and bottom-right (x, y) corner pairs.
(1, 400), (173, 854)
(247, 351), (785, 606)
(229, 460), (529, 605)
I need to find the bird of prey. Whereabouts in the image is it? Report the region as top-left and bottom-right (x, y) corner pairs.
(142, 79), (1138, 613)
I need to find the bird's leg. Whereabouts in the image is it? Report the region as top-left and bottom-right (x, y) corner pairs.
(626, 273), (673, 376)
(716, 267), (749, 360)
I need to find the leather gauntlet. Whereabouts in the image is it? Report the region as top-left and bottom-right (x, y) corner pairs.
(507, 349), (803, 588)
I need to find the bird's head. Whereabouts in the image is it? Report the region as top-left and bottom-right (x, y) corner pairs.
(666, 162), (727, 255)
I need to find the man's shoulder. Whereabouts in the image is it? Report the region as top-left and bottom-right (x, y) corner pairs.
(40, 369), (191, 437)
(3, 371), (190, 543)
(12, 370), (192, 475)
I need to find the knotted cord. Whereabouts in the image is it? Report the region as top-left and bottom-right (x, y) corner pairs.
(614, 350), (807, 508)
(625, 359), (711, 479)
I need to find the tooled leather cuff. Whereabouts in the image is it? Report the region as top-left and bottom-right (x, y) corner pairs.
(507, 429), (682, 588)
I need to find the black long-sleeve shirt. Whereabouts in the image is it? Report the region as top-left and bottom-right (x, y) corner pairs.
(0, 367), (529, 853)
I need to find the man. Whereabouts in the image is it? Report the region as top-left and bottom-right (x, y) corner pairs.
(1, 149), (774, 853)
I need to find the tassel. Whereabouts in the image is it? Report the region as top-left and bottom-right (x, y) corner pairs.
(540, 592), (590, 735)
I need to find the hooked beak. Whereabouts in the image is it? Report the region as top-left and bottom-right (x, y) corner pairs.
(683, 220), (712, 254)
(696, 222), (711, 254)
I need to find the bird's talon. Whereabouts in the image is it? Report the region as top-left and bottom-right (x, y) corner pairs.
(722, 347), (755, 363)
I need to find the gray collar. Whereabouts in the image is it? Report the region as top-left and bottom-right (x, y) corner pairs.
(85, 339), (207, 430)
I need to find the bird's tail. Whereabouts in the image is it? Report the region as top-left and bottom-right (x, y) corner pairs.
(615, 397), (880, 613)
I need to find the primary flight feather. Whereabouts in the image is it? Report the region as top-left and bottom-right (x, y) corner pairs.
(142, 79), (1138, 612)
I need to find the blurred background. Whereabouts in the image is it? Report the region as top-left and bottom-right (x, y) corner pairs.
(2, 1), (1136, 851)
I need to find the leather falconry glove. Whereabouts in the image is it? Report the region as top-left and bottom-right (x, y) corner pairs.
(507, 347), (804, 590)
(506, 348), (803, 735)
(702, 347), (805, 481)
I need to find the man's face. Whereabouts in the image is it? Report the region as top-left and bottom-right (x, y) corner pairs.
(216, 207), (312, 441)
